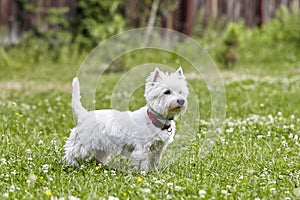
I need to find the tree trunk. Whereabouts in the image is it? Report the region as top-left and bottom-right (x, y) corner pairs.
(144, 0), (160, 45)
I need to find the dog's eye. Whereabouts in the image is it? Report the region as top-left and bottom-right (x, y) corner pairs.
(164, 90), (171, 95)
(179, 91), (182, 95)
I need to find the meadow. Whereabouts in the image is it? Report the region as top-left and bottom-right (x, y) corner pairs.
(1, 47), (300, 200)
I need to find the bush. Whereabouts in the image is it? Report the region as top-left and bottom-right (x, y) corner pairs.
(74, 0), (126, 49)
(215, 22), (243, 68)
(238, 5), (300, 65)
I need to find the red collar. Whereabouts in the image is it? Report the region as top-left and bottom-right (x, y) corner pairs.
(147, 108), (171, 130)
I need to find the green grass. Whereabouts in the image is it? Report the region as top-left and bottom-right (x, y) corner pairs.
(1, 55), (300, 199)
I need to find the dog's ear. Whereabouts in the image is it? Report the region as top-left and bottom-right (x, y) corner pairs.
(152, 67), (161, 82)
(176, 66), (185, 79)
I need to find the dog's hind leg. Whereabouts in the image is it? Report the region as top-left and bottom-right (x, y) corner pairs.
(95, 150), (111, 164)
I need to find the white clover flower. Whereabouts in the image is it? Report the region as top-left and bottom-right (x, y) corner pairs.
(226, 185), (232, 189)
(228, 122), (234, 127)
(278, 175), (284, 179)
(283, 125), (289, 129)
(3, 193), (9, 198)
(270, 187), (276, 193)
(175, 186), (183, 191)
(220, 136), (226, 144)
(140, 170), (146, 176)
(68, 196), (80, 200)
(257, 135), (263, 139)
(221, 189), (228, 194)
(0, 158), (7, 164)
(226, 128), (234, 133)
(108, 196), (119, 200)
(9, 185), (15, 192)
(199, 190), (206, 198)
(26, 149), (32, 154)
(290, 124), (295, 129)
(294, 188), (300, 198)
(110, 170), (116, 176)
(42, 164), (49, 173)
(51, 197), (65, 200)
(167, 182), (173, 187)
(141, 188), (151, 193)
(199, 190), (206, 195)
(11, 170), (17, 175)
(281, 140), (288, 147)
(247, 169), (255, 175)
(38, 140), (44, 145)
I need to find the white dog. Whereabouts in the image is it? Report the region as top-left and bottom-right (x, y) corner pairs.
(63, 67), (189, 172)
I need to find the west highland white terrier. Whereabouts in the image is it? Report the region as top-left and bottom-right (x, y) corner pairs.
(63, 67), (189, 172)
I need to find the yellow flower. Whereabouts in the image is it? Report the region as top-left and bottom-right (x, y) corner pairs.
(12, 102), (17, 106)
(259, 103), (265, 107)
(95, 166), (100, 170)
(44, 190), (51, 196)
(123, 192), (127, 197)
(137, 177), (143, 183)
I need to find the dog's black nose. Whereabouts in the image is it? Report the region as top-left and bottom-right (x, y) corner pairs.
(177, 99), (185, 106)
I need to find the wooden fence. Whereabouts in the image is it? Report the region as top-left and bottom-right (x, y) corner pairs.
(0, 0), (299, 44)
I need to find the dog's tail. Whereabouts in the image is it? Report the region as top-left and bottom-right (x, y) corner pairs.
(72, 77), (87, 121)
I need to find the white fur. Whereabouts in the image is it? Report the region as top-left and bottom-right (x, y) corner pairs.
(63, 67), (189, 172)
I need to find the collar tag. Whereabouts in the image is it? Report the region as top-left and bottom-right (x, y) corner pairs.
(147, 108), (172, 131)
(167, 127), (172, 135)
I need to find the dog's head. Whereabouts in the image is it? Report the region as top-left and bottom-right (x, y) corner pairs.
(145, 67), (189, 120)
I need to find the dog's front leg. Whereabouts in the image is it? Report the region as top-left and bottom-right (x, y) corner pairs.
(131, 150), (150, 172)
(149, 146), (165, 169)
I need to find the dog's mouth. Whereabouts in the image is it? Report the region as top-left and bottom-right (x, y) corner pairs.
(172, 106), (182, 111)
(170, 105), (184, 110)
(168, 105), (184, 116)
